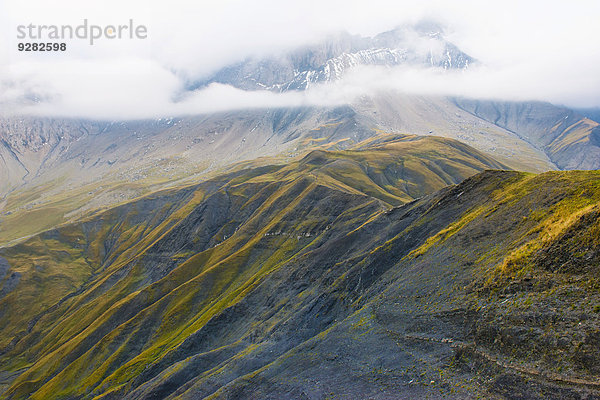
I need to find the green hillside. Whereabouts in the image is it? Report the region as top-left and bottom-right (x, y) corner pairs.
(0, 136), (598, 399)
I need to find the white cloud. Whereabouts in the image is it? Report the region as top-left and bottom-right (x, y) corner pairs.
(1, 0), (599, 119)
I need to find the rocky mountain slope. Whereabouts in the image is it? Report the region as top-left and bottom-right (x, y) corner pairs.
(2, 25), (599, 248)
(454, 98), (600, 170)
(0, 97), (554, 246)
(0, 137), (599, 399)
(4, 92), (600, 247)
(195, 23), (473, 92)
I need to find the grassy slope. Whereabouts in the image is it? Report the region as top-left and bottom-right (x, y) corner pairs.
(0, 135), (502, 399)
(175, 170), (600, 400)
(0, 158), (204, 247)
(0, 134), (504, 247)
(0, 137), (598, 399)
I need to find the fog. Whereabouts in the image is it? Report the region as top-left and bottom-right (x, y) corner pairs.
(1, 0), (599, 119)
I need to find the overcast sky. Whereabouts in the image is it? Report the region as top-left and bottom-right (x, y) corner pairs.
(1, 0), (599, 119)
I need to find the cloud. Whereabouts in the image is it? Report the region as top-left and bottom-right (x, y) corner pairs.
(1, 0), (599, 119)
(2, 58), (315, 119)
(321, 63), (600, 108)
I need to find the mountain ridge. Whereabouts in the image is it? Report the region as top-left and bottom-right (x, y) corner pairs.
(453, 98), (600, 170)
(194, 24), (474, 92)
(0, 151), (599, 398)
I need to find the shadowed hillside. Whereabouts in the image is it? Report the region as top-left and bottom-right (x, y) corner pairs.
(0, 137), (599, 399)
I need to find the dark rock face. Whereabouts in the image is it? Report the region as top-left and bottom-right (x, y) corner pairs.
(591, 126), (600, 147)
(0, 258), (9, 281)
(0, 273), (19, 301)
(0, 258), (18, 302)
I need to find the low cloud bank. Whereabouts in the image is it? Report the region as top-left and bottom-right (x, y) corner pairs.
(1, 0), (599, 119)
(2, 59), (598, 120)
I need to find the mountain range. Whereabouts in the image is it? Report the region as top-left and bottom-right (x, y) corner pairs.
(1, 138), (599, 399)
(0, 24), (599, 400)
(194, 23), (473, 92)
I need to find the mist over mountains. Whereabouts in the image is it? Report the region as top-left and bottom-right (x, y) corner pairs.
(1, 4), (600, 400)
(1, 24), (600, 254)
(3, 9), (600, 119)
(194, 23), (473, 92)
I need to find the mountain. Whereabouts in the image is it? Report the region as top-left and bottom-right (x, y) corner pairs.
(5, 91), (600, 247)
(575, 108), (600, 124)
(0, 138), (599, 399)
(453, 98), (600, 170)
(194, 23), (474, 92)
(2, 17), (600, 400)
(0, 99), (540, 245)
(2, 26), (599, 250)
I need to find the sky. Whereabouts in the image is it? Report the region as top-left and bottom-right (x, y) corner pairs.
(1, 0), (599, 119)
